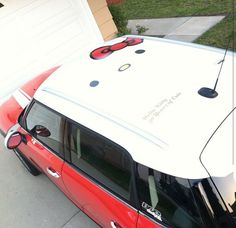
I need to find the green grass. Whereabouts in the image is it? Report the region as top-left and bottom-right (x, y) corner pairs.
(109, 0), (235, 51)
(196, 13), (235, 50)
(112, 0), (232, 19)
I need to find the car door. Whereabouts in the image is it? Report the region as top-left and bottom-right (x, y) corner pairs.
(62, 120), (139, 227)
(18, 101), (68, 195)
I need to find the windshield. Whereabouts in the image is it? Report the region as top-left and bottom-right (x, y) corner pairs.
(200, 108), (236, 225)
(212, 173), (236, 219)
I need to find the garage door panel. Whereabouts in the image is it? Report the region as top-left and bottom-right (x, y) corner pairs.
(0, 0), (103, 102)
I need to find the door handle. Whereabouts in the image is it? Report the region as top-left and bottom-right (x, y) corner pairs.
(46, 167), (60, 178)
(111, 221), (121, 228)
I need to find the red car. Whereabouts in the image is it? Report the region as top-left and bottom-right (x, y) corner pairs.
(1, 36), (235, 228)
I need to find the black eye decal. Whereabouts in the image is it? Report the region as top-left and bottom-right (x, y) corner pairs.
(135, 49), (145, 54)
(90, 80), (99, 87)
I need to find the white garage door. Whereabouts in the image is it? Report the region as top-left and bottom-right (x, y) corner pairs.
(0, 0), (103, 102)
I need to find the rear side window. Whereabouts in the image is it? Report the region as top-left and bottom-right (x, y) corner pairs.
(25, 101), (64, 156)
(136, 163), (203, 228)
(67, 122), (132, 201)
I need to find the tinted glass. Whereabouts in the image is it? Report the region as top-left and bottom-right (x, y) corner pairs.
(68, 122), (132, 201)
(211, 175), (236, 226)
(136, 163), (203, 228)
(26, 102), (64, 156)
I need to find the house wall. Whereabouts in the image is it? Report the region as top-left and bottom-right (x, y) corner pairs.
(88, 0), (117, 41)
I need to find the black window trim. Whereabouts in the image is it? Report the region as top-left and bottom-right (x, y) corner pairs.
(64, 117), (140, 209)
(20, 99), (66, 159)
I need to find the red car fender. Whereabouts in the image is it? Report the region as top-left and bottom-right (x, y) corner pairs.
(0, 66), (60, 135)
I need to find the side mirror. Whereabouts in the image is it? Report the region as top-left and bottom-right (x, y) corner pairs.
(4, 130), (24, 150)
(32, 125), (51, 137)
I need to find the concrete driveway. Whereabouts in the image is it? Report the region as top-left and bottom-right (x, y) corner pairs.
(0, 135), (99, 228)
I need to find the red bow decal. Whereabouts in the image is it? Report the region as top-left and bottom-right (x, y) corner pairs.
(90, 37), (143, 60)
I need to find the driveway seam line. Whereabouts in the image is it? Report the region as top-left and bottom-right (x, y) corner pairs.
(60, 210), (81, 228)
(165, 16), (192, 36)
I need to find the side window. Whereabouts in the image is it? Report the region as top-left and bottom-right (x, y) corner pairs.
(25, 101), (64, 156)
(136, 163), (203, 228)
(67, 122), (132, 201)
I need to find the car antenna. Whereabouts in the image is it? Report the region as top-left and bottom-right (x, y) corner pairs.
(198, 38), (231, 98)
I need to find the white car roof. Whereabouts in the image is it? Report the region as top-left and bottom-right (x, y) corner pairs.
(34, 36), (235, 179)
